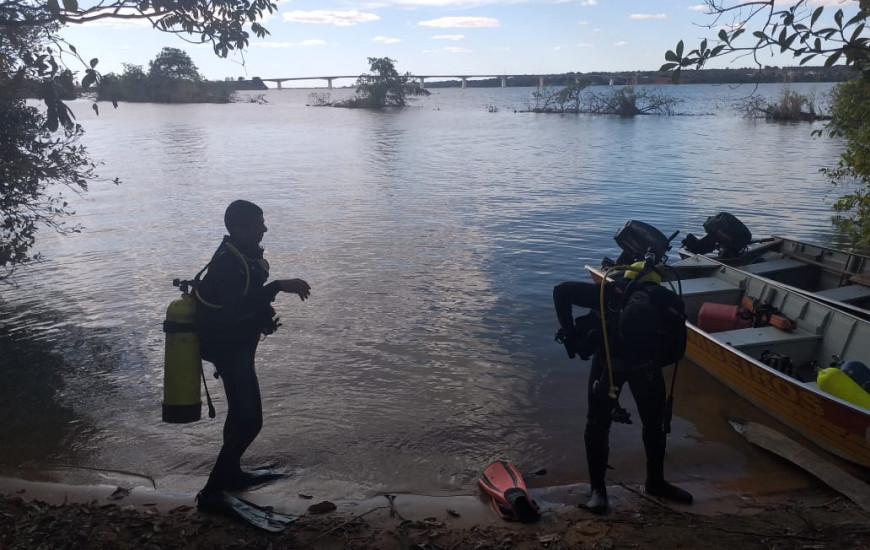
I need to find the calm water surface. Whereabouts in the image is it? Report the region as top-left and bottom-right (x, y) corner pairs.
(0, 83), (855, 498)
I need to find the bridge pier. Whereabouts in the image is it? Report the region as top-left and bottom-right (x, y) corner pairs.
(418, 77), (425, 90)
(538, 76), (544, 88)
(326, 78), (333, 90)
(500, 76), (506, 88)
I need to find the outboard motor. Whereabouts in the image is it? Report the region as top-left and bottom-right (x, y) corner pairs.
(682, 212), (752, 259)
(612, 220), (673, 266)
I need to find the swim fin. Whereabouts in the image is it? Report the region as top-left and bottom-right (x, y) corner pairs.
(478, 461), (541, 523)
(225, 467), (288, 492)
(197, 490), (298, 532)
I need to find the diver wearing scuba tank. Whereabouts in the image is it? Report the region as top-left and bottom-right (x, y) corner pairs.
(553, 266), (692, 515)
(195, 200), (311, 504)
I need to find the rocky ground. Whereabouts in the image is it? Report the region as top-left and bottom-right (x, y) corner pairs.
(3, 482), (870, 550)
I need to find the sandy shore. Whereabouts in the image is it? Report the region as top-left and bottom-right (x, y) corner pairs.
(3, 469), (870, 549)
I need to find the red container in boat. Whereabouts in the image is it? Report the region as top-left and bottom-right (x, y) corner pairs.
(697, 302), (752, 333)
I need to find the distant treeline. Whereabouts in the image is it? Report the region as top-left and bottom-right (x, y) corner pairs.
(424, 65), (855, 89)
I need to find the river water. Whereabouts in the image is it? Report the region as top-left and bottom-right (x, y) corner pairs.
(0, 83), (855, 499)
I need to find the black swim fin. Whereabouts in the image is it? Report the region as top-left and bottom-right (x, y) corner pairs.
(225, 467), (288, 492)
(197, 490), (298, 532)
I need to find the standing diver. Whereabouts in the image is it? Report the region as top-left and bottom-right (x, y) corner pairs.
(194, 200), (311, 509)
(553, 264), (693, 514)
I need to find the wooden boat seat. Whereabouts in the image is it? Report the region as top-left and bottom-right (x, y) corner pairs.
(740, 258), (810, 276)
(813, 284), (870, 304)
(713, 325), (822, 360)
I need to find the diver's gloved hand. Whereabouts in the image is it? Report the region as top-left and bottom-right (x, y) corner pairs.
(555, 327), (596, 360)
(554, 328), (577, 358)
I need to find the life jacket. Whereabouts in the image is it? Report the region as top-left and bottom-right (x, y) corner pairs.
(617, 281), (687, 369)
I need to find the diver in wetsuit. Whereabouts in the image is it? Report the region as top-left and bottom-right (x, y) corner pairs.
(553, 269), (692, 514)
(194, 200), (311, 504)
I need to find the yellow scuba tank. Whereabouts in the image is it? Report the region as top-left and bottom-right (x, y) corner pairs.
(817, 367), (870, 411)
(162, 292), (202, 423)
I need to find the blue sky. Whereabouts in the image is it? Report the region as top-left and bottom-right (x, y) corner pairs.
(61, 0), (860, 84)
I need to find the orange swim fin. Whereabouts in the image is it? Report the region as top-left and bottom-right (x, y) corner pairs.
(477, 461), (541, 523)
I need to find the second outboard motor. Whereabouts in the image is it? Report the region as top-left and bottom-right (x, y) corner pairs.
(682, 212), (752, 258)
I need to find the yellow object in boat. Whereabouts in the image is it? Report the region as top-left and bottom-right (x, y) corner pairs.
(817, 367), (870, 410)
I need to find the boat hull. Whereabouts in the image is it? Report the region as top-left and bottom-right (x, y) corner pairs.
(686, 326), (870, 468)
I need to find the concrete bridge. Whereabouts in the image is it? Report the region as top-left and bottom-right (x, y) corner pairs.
(260, 74), (585, 90)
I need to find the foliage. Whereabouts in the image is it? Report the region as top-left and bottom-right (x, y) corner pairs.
(98, 49), (233, 103)
(528, 84), (679, 116)
(0, 1), (274, 274)
(337, 57), (429, 109)
(661, 1), (870, 82)
(736, 86), (824, 121)
(0, 17), (111, 279)
(148, 47), (201, 82)
(662, 1), (870, 243)
(822, 80), (870, 241)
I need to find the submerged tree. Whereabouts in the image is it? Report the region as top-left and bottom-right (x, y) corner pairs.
(337, 57), (429, 109)
(735, 86), (825, 121)
(527, 84), (678, 116)
(661, 0), (870, 243)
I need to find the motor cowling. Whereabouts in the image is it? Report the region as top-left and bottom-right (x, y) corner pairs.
(613, 220), (670, 266)
(162, 293), (202, 423)
(682, 212), (752, 258)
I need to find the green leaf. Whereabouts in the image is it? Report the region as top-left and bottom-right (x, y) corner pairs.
(81, 72), (96, 89)
(732, 28), (745, 41)
(825, 51), (842, 67)
(62, 0), (78, 11)
(665, 50), (678, 63)
(676, 40), (684, 58)
(711, 45), (725, 56)
(47, 0), (60, 13)
(92, 103), (99, 116)
(811, 6), (823, 27)
(834, 9), (843, 28)
(800, 54), (818, 65)
(851, 24), (865, 43)
(139, 0), (149, 10)
(718, 29), (728, 42)
(69, 44), (77, 54)
(752, 31), (767, 40)
(700, 38), (707, 54)
(660, 62), (678, 71)
(89, 58), (98, 68)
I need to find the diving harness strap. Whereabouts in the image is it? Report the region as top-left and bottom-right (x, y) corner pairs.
(172, 241), (252, 420)
(597, 261), (682, 432)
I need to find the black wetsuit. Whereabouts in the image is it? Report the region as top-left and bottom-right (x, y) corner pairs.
(553, 279), (690, 511)
(195, 236), (281, 492)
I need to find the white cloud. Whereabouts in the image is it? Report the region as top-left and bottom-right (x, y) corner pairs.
(422, 46), (472, 54)
(578, 20), (590, 25)
(613, 41), (628, 47)
(419, 16), (499, 28)
(283, 10), (380, 26)
(687, 4), (708, 11)
(581, 0), (597, 6)
(253, 39), (327, 48)
(373, 36), (402, 44)
(629, 13), (666, 20)
(432, 34), (466, 40)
